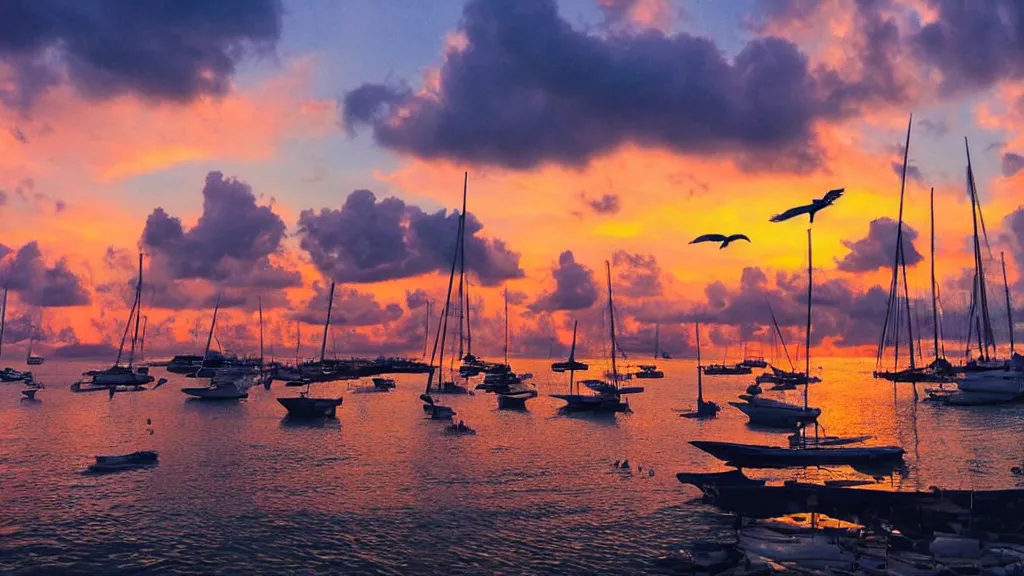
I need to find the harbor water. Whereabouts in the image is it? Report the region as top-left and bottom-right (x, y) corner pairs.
(2, 357), (1023, 575)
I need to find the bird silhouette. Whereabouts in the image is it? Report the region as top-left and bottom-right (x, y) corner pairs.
(689, 234), (751, 249)
(769, 188), (845, 223)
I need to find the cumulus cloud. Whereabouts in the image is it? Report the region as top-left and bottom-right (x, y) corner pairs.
(611, 250), (663, 298)
(836, 218), (924, 273)
(1003, 153), (1024, 177)
(1005, 207), (1024, 291)
(343, 0), (901, 173)
(0, 241), (90, 306)
(141, 171), (300, 294)
(297, 189), (523, 286)
(405, 288), (430, 310)
(0, 0), (282, 111)
(586, 194), (621, 215)
(290, 282), (404, 327)
(530, 250), (599, 312)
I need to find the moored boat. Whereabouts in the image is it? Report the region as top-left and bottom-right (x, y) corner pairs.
(86, 451), (158, 473)
(690, 440), (904, 468)
(277, 281), (343, 419)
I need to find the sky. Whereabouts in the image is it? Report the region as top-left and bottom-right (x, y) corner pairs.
(2, 0), (1024, 364)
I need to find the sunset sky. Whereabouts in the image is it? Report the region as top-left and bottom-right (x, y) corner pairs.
(2, 0), (1024, 363)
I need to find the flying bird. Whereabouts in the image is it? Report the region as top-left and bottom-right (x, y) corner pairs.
(689, 234), (751, 249)
(769, 188), (845, 223)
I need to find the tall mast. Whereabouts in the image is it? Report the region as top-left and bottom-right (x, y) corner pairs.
(606, 260), (619, 388)
(695, 322), (704, 406)
(0, 285), (7, 359)
(127, 253), (144, 368)
(503, 285), (509, 365)
(930, 187), (940, 363)
(295, 321), (301, 365)
(319, 281), (336, 364)
(966, 139), (995, 358)
(424, 172), (467, 393)
(654, 323), (659, 360)
(900, 239), (916, 370)
(204, 295), (221, 361)
(1001, 252), (1015, 354)
(457, 177), (468, 361)
(877, 116), (913, 371)
(805, 228), (812, 410)
(569, 320), (578, 394)
(140, 315), (148, 362)
(766, 299), (796, 371)
(422, 301), (430, 358)
(466, 279), (472, 357)
(258, 296), (265, 368)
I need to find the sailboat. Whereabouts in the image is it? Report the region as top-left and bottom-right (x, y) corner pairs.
(182, 297), (260, 400)
(933, 141), (1024, 402)
(550, 261), (643, 413)
(72, 254), (156, 391)
(277, 282), (344, 418)
(551, 322), (588, 373)
(681, 322), (720, 418)
(0, 284), (26, 382)
(633, 324), (665, 379)
(496, 287), (538, 409)
(25, 313), (43, 365)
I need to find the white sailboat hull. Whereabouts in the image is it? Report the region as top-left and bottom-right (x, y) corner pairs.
(956, 371), (1024, 396)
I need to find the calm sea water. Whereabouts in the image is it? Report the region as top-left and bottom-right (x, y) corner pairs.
(1, 357), (1023, 575)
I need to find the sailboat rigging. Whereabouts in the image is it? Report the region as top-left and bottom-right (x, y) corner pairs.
(277, 281), (344, 417)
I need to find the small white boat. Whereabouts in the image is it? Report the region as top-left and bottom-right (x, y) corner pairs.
(955, 369), (1024, 397)
(731, 394), (820, 428)
(86, 451), (158, 473)
(181, 369), (255, 400)
(1, 367), (27, 382)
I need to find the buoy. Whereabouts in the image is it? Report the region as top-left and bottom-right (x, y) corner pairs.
(649, 468), (655, 477)
(146, 418), (151, 425)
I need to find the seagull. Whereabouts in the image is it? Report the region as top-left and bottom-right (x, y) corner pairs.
(770, 188), (845, 223)
(689, 234), (751, 249)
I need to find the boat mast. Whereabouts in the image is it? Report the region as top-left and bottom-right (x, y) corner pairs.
(203, 295), (221, 366)
(140, 315), (148, 363)
(966, 139), (995, 359)
(654, 323), (659, 360)
(466, 279), (473, 359)
(457, 178), (468, 362)
(319, 281), (336, 364)
(126, 253), (144, 368)
(695, 322), (704, 407)
(766, 299), (796, 372)
(1001, 251), (1015, 355)
(295, 321), (301, 365)
(503, 285), (509, 366)
(424, 172), (467, 394)
(258, 296), (265, 369)
(930, 187), (940, 364)
(877, 116), (913, 372)
(804, 228), (812, 410)
(569, 320), (578, 394)
(422, 301), (430, 358)
(0, 285), (6, 359)
(606, 260), (619, 389)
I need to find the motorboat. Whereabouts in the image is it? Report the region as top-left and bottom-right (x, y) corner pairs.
(702, 363), (752, 376)
(165, 354), (205, 374)
(551, 359), (588, 373)
(25, 354), (43, 366)
(421, 393), (456, 419)
(690, 440), (904, 468)
(730, 392), (820, 428)
(371, 377), (396, 390)
(81, 365), (156, 387)
(278, 391), (343, 418)
(181, 371), (252, 400)
(496, 379), (538, 409)
(86, 451), (158, 473)
(633, 364), (664, 379)
(20, 373), (43, 399)
(954, 368), (1024, 397)
(1, 367), (26, 382)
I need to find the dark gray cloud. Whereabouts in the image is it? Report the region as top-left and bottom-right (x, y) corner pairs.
(917, 118), (949, 137)
(912, 0), (1024, 94)
(290, 282), (404, 327)
(0, 241), (90, 306)
(141, 171), (300, 292)
(836, 217), (924, 273)
(0, 189), (7, 206)
(405, 288), (430, 310)
(10, 126), (27, 144)
(0, 311), (43, 345)
(0, 0), (282, 111)
(890, 161), (924, 185)
(587, 194), (621, 215)
(1003, 153), (1024, 177)
(297, 189), (523, 286)
(611, 250), (663, 298)
(343, 0), (903, 173)
(52, 342), (119, 359)
(530, 250), (598, 312)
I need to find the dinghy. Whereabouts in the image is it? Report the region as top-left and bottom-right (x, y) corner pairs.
(86, 451), (158, 473)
